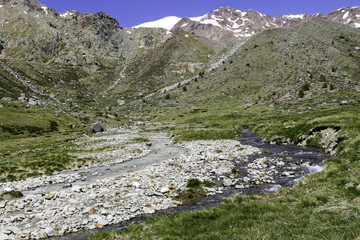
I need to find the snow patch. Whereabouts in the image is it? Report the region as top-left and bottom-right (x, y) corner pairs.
(24, 11), (27, 14)
(355, 22), (360, 28)
(41, 7), (48, 15)
(60, 11), (74, 18)
(284, 14), (305, 20)
(133, 16), (181, 30)
(0, 5), (3, 8)
(343, 11), (349, 20)
(200, 19), (222, 28)
(190, 14), (207, 22)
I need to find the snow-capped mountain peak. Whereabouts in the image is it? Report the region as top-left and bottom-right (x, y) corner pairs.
(134, 6), (360, 40)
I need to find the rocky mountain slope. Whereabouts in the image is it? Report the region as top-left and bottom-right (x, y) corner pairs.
(0, 0), (358, 112)
(130, 20), (360, 110)
(0, 0), (169, 101)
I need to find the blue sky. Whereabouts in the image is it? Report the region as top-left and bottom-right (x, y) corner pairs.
(41, 0), (360, 27)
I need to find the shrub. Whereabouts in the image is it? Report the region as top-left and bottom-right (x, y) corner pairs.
(301, 83), (311, 91)
(330, 84), (335, 90)
(165, 94), (170, 99)
(187, 178), (202, 188)
(183, 86), (187, 92)
(322, 83), (328, 88)
(299, 90), (305, 98)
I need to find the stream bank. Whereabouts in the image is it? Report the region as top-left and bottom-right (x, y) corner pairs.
(52, 130), (328, 240)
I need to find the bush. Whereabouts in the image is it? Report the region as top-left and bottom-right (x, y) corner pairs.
(299, 90), (305, 98)
(165, 94), (170, 100)
(330, 84), (335, 90)
(183, 86), (187, 92)
(187, 178), (202, 188)
(322, 83), (328, 88)
(301, 83), (311, 91)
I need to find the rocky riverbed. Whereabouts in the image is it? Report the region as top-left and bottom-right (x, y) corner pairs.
(0, 129), (328, 239)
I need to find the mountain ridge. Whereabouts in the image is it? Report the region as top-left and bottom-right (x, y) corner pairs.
(135, 6), (360, 40)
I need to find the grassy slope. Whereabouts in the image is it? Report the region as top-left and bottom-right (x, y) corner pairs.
(0, 100), (95, 181)
(111, 30), (216, 98)
(139, 21), (360, 109)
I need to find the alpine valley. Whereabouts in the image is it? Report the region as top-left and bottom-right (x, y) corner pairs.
(0, 0), (360, 239)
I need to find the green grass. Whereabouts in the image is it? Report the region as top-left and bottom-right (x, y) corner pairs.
(0, 103), (99, 181)
(0, 191), (23, 200)
(0, 132), (97, 182)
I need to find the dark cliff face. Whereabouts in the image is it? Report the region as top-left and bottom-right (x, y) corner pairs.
(0, 0), (139, 70)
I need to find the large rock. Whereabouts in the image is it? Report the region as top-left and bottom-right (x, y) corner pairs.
(28, 98), (38, 106)
(117, 99), (125, 105)
(91, 122), (104, 133)
(44, 227), (56, 237)
(0, 232), (12, 240)
(6, 226), (22, 235)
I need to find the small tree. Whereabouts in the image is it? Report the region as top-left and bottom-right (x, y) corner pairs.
(299, 90), (305, 98)
(322, 83), (328, 88)
(165, 94), (170, 99)
(301, 83), (311, 91)
(183, 86), (187, 92)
